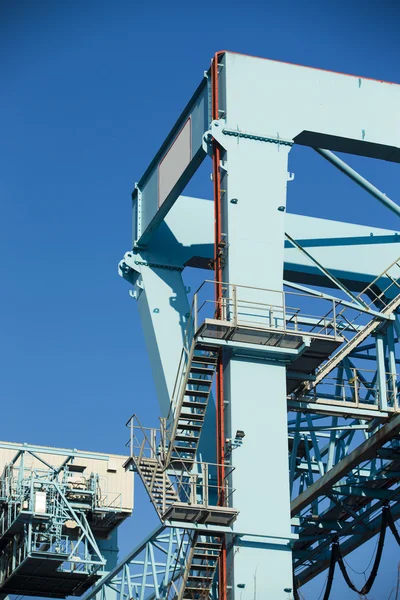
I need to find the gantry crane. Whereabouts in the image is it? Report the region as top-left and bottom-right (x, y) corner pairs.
(85, 51), (400, 598)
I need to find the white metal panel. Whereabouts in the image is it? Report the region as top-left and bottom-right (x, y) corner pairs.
(34, 491), (47, 514)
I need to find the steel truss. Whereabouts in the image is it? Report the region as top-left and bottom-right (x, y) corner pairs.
(84, 526), (198, 600)
(0, 444), (130, 598)
(112, 51), (400, 598)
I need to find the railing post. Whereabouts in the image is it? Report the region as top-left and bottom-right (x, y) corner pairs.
(282, 291), (286, 331)
(333, 300), (337, 337)
(387, 323), (398, 410)
(150, 430), (154, 460)
(190, 474), (196, 505)
(130, 418), (133, 458)
(162, 470), (166, 515)
(221, 291), (226, 321)
(193, 292), (198, 334)
(232, 285), (237, 326)
(376, 334), (388, 410)
(203, 463), (208, 508)
(353, 368), (359, 406)
(393, 372), (398, 411)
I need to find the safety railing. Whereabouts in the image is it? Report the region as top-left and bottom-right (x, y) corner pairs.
(185, 280), (343, 342)
(301, 367), (399, 411)
(96, 492), (123, 510)
(182, 259), (400, 348)
(125, 415), (235, 512)
(126, 414), (167, 464)
(31, 532), (69, 555)
(309, 256), (400, 343)
(357, 257), (400, 309)
(0, 535), (28, 583)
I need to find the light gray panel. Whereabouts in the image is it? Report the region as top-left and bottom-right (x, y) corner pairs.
(159, 118), (191, 207)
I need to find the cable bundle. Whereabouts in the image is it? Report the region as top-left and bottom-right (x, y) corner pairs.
(294, 505), (399, 599)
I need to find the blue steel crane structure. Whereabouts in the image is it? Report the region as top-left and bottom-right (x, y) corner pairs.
(0, 443), (133, 599)
(82, 51), (400, 599)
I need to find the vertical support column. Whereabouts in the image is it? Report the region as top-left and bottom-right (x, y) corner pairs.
(376, 333), (388, 410)
(214, 131), (294, 597)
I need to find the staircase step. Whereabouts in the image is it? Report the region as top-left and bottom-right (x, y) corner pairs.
(170, 458), (195, 468)
(195, 541), (222, 550)
(174, 433), (200, 442)
(179, 412), (205, 421)
(176, 423), (202, 431)
(171, 445), (197, 453)
(189, 366), (215, 376)
(151, 493), (177, 499)
(189, 564), (216, 572)
(187, 377), (212, 386)
(192, 553), (219, 561)
(184, 389), (209, 398)
(195, 343), (219, 353)
(191, 355), (218, 366)
(142, 471), (163, 478)
(182, 400), (207, 409)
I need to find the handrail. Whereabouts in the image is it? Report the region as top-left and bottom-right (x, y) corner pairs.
(187, 280), (343, 341)
(126, 416), (235, 512)
(185, 258), (400, 346)
(297, 367), (399, 410)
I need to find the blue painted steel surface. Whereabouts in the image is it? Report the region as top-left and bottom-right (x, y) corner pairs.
(132, 80), (208, 247)
(116, 52), (400, 599)
(138, 193), (400, 290)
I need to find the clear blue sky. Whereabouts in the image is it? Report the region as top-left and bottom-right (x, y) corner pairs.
(1, 1), (399, 598)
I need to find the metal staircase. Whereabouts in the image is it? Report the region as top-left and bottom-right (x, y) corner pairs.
(125, 415), (238, 526)
(307, 257), (400, 390)
(137, 457), (179, 518)
(166, 342), (219, 469)
(176, 533), (222, 599)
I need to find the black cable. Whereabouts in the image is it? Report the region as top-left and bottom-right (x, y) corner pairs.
(322, 542), (337, 600)
(336, 506), (388, 596)
(293, 506), (399, 600)
(293, 582), (301, 600)
(293, 541), (337, 600)
(387, 507), (400, 546)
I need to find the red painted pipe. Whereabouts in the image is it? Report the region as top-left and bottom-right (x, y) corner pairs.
(212, 51), (227, 600)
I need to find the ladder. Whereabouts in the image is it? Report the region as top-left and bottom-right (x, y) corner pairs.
(176, 533), (222, 600)
(166, 342), (218, 469)
(311, 258), (400, 388)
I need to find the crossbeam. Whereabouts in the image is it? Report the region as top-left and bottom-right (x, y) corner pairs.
(291, 414), (400, 516)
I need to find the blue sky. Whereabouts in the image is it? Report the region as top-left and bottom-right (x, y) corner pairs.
(1, 1), (399, 598)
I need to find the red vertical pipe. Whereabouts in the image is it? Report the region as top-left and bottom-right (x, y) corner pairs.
(212, 51), (227, 600)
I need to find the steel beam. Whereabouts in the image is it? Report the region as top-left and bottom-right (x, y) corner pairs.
(315, 148), (400, 218)
(291, 414), (400, 516)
